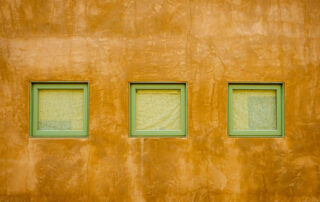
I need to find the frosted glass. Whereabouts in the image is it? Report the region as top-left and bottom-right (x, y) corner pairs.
(136, 89), (181, 130)
(38, 89), (84, 130)
(232, 89), (276, 130)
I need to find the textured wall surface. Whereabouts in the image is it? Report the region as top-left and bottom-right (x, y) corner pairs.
(0, 0), (320, 201)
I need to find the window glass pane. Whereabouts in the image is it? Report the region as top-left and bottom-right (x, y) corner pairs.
(232, 89), (276, 130)
(136, 89), (181, 130)
(38, 89), (84, 130)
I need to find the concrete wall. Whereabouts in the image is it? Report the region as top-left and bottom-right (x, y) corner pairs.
(0, 0), (319, 201)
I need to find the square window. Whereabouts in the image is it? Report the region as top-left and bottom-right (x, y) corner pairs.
(228, 83), (284, 137)
(30, 83), (89, 137)
(129, 83), (187, 137)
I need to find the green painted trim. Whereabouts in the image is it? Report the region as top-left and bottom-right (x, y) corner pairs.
(130, 81), (188, 84)
(30, 83), (89, 138)
(29, 82), (33, 137)
(282, 83), (285, 137)
(129, 83), (187, 138)
(227, 83), (284, 138)
(185, 82), (188, 138)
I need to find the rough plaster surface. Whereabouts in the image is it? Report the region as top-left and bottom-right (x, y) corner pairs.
(0, 0), (319, 201)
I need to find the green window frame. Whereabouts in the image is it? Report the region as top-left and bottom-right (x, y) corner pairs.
(227, 83), (284, 137)
(30, 82), (89, 138)
(129, 83), (187, 138)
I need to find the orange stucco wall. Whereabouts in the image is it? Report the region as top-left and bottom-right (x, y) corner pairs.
(0, 0), (320, 201)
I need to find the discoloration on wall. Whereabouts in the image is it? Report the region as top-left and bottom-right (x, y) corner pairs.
(0, 0), (319, 201)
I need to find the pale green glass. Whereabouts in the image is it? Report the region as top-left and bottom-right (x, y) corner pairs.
(232, 89), (277, 130)
(38, 89), (84, 130)
(136, 89), (181, 130)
